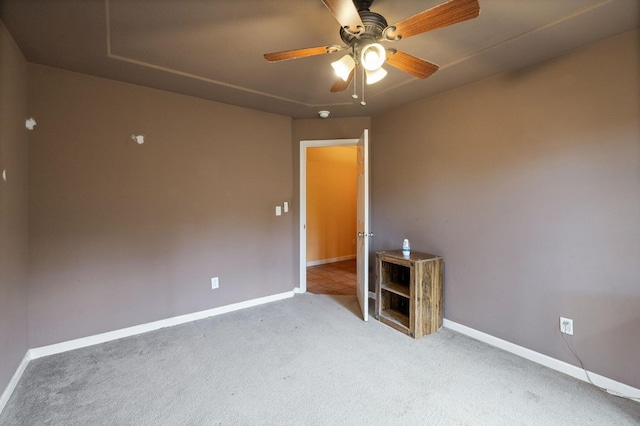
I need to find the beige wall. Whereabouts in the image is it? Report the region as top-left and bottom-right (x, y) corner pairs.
(27, 65), (294, 347)
(306, 146), (357, 263)
(371, 30), (640, 388)
(0, 21), (29, 392)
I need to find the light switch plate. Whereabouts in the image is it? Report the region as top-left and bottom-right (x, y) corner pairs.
(283, 202), (289, 213)
(276, 206), (282, 216)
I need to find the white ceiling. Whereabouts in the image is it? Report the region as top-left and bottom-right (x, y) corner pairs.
(2, 0), (638, 118)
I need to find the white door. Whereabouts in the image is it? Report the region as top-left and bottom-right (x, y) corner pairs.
(356, 129), (370, 321)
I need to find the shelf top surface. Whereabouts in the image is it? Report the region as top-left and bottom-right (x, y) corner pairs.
(377, 250), (442, 262)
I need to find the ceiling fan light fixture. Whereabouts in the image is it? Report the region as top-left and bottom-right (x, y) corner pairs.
(365, 66), (387, 85)
(360, 43), (386, 71)
(331, 54), (356, 81)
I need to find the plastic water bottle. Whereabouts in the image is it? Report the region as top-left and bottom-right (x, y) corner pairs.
(402, 239), (410, 257)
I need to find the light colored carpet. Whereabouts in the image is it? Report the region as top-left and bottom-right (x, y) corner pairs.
(1, 294), (638, 425)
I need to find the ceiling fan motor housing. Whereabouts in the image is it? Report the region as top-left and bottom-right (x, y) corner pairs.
(340, 10), (388, 46)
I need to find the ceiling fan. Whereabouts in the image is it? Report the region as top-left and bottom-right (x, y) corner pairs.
(264, 0), (480, 95)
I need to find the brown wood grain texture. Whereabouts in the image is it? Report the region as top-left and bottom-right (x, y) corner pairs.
(330, 67), (355, 92)
(264, 46), (337, 62)
(415, 259), (444, 337)
(386, 50), (439, 79)
(386, 0), (480, 40)
(322, 0), (364, 32)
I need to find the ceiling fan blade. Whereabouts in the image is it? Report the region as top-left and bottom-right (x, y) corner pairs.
(330, 68), (355, 92)
(386, 50), (439, 79)
(264, 45), (342, 62)
(321, 0), (364, 34)
(384, 0), (479, 41)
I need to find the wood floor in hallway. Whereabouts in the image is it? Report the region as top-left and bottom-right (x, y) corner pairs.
(306, 258), (356, 296)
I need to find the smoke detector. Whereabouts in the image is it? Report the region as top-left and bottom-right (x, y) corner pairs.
(318, 110), (330, 119)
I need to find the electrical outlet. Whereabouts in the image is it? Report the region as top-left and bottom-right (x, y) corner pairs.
(211, 277), (219, 289)
(560, 317), (573, 335)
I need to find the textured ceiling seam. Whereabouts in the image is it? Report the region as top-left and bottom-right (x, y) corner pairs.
(103, 0), (354, 109)
(372, 0), (616, 98)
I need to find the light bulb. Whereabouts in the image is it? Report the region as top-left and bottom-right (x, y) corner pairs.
(360, 43), (386, 71)
(364, 51), (379, 66)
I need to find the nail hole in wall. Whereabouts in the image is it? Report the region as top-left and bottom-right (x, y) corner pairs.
(25, 117), (37, 130)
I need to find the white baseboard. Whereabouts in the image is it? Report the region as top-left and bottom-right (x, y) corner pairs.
(443, 319), (640, 400)
(0, 351), (31, 414)
(6, 295), (635, 416)
(1, 291), (294, 416)
(29, 291), (294, 359)
(306, 254), (356, 267)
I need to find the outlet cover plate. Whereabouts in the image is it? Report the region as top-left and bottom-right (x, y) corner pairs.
(560, 317), (573, 335)
(211, 277), (219, 289)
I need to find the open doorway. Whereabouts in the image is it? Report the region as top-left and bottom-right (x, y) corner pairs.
(298, 138), (358, 294)
(306, 145), (358, 295)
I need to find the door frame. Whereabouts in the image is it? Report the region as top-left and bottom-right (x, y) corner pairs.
(297, 138), (359, 293)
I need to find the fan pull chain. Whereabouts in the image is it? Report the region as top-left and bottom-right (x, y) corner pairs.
(352, 62), (358, 100)
(360, 66), (366, 106)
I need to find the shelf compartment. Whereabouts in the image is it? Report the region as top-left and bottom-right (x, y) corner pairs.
(379, 290), (410, 328)
(380, 308), (410, 330)
(380, 261), (410, 288)
(380, 282), (410, 298)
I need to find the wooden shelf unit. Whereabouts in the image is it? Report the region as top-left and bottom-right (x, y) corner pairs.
(375, 250), (444, 339)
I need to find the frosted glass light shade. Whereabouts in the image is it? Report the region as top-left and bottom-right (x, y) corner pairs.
(331, 55), (356, 81)
(360, 43), (386, 71)
(365, 67), (387, 85)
